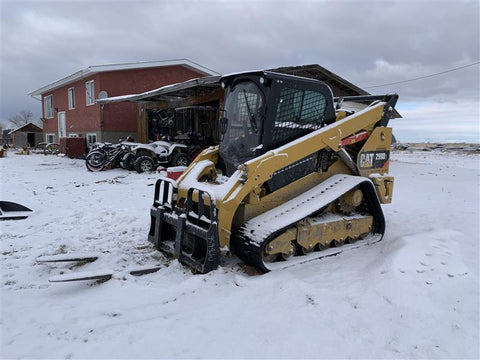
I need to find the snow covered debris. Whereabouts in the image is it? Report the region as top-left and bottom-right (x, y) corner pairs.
(1, 150), (479, 359)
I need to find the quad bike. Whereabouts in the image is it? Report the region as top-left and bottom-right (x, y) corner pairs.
(117, 141), (146, 171)
(123, 141), (191, 173)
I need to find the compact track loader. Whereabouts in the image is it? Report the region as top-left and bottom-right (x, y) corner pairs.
(148, 71), (399, 273)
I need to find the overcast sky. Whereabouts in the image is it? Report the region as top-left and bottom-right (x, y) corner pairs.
(1, 0), (479, 142)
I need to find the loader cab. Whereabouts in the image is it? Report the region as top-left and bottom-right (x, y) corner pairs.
(218, 71), (336, 176)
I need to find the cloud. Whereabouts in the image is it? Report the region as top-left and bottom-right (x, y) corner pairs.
(393, 99), (480, 142)
(359, 58), (480, 101)
(0, 0), (479, 141)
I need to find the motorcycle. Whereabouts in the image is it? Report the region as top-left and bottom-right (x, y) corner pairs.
(85, 142), (130, 172)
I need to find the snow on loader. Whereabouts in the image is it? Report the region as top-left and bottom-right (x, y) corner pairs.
(148, 71), (399, 273)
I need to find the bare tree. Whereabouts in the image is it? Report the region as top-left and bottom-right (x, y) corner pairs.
(8, 110), (33, 128)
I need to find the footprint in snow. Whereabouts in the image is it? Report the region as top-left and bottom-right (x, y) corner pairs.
(391, 230), (468, 281)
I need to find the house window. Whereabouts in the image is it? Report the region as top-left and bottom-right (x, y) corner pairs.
(46, 133), (55, 143)
(86, 80), (95, 106)
(86, 133), (97, 144)
(44, 95), (53, 118)
(68, 87), (75, 109)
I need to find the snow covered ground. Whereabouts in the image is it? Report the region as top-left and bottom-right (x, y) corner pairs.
(1, 149), (479, 359)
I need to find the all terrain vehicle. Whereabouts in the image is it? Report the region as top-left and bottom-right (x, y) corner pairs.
(148, 71), (399, 273)
(123, 141), (191, 173)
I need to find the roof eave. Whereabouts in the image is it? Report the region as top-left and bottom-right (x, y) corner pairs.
(8, 122), (43, 134)
(28, 59), (219, 97)
(96, 75), (221, 104)
(28, 68), (95, 97)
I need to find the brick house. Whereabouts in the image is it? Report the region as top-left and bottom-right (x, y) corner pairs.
(29, 59), (218, 144)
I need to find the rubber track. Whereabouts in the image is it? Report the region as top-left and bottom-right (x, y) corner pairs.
(231, 174), (385, 272)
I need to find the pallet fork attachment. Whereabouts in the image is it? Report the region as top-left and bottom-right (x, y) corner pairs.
(148, 178), (220, 273)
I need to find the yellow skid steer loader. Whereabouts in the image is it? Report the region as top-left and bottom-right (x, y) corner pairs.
(148, 71), (399, 273)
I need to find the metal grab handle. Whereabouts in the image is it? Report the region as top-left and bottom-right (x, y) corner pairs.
(185, 187), (216, 223)
(153, 178), (178, 210)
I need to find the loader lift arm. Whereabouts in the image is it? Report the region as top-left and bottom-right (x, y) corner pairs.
(334, 94), (399, 126)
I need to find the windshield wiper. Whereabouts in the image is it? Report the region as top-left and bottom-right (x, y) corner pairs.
(242, 89), (258, 133)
